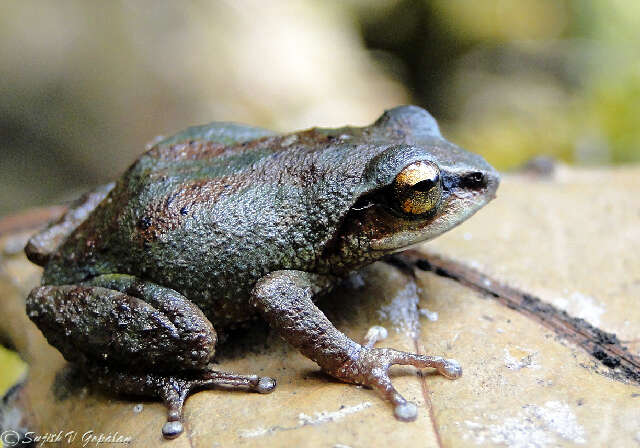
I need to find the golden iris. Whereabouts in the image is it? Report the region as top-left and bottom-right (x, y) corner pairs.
(393, 161), (442, 215)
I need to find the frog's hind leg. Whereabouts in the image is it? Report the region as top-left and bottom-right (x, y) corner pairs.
(26, 274), (275, 439)
(25, 183), (115, 266)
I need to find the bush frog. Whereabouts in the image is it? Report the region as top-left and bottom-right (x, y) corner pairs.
(25, 106), (499, 438)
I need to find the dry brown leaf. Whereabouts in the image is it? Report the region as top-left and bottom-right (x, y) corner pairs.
(1, 166), (638, 447)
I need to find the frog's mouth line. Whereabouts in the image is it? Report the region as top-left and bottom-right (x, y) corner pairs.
(325, 172), (498, 262)
(367, 187), (494, 251)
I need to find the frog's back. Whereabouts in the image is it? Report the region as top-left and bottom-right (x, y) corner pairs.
(42, 128), (380, 325)
(39, 107), (464, 326)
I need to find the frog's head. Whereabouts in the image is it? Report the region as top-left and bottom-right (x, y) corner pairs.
(331, 106), (500, 262)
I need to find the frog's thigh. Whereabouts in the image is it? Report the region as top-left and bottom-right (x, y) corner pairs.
(27, 274), (216, 372)
(28, 275), (277, 440)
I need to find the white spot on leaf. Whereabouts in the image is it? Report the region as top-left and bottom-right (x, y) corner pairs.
(238, 402), (372, 439)
(419, 307), (439, 321)
(504, 346), (541, 370)
(298, 402), (372, 426)
(377, 282), (421, 337)
(463, 401), (586, 447)
(238, 426), (275, 438)
(551, 292), (604, 326)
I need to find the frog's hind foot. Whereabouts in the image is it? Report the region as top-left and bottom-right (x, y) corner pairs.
(91, 366), (276, 439)
(160, 369), (276, 439)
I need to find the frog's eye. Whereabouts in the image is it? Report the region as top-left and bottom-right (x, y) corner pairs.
(393, 161), (442, 215)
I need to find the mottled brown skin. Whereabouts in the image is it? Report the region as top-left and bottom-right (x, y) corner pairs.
(25, 106), (499, 438)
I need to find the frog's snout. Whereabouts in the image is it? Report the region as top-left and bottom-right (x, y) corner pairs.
(485, 168), (501, 200)
(451, 165), (500, 203)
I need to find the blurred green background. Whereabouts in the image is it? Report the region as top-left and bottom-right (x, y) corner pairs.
(2, 0), (640, 218)
(1, 0), (639, 395)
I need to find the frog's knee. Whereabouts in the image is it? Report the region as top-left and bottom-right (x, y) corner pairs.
(251, 270), (330, 305)
(25, 183), (115, 267)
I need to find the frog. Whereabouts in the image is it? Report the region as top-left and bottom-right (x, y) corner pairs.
(24, 105), (499, 439)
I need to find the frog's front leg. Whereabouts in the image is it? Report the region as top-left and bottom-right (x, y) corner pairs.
(26, 274), (275, 439)
(251, 270), (461, 421)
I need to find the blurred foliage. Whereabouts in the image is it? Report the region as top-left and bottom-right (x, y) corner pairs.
(0, 0), (639, 218)
(0, 346), (26, 397)
(353, 0), (640, 168)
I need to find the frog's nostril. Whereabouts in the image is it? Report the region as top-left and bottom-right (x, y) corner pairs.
(460, 171), (488, 190)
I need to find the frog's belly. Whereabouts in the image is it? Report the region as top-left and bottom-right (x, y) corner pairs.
(133, 258), (264, 329)
(130, 229), (319, 327)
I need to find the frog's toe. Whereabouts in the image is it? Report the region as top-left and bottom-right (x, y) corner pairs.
(386, 349), (462, 380)
(394, 402), (418, 421)
(363, 325), (388, 348)
(256, 376), (277, 393)
(162, 421), (184, 439)
(440, 358), (462, 379)
(348, 353), (418, 422)
(158, 370), (277, 438)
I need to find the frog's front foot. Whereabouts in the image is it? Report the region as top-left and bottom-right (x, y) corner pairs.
(91, 365), (276, 439)
(329, 325), (461, 421)
(333, 345), (461, 421)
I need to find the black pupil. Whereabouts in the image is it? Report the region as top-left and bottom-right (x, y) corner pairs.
(412, 178), (436, 192)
